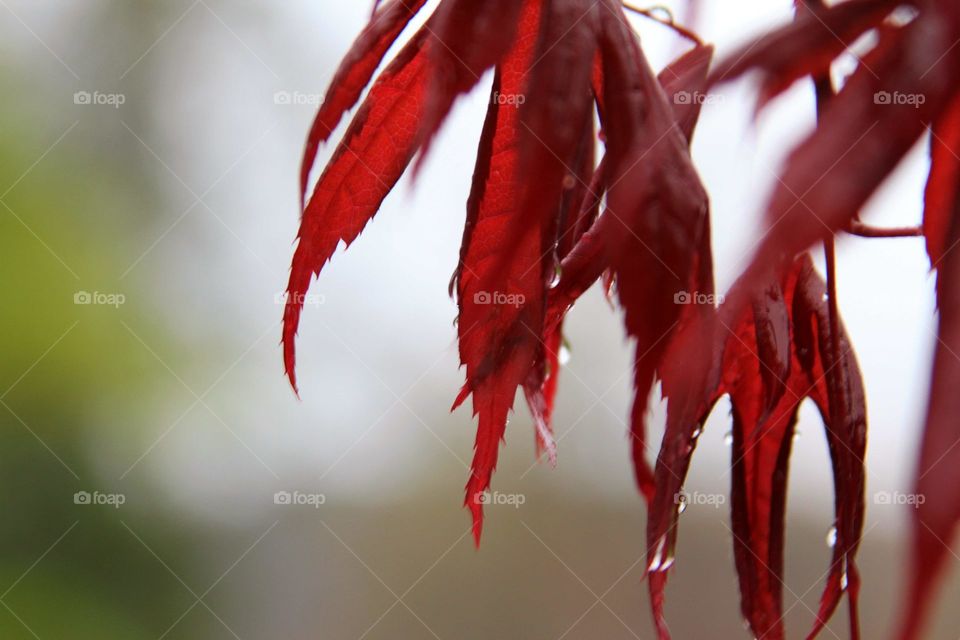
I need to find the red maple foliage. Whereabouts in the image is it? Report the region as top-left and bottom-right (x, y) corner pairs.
(282, 1), (960, 638)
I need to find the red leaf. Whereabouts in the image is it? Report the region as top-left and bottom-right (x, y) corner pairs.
(522, 109), (596, 462)
(595, 4), (710, 507)
(453, 0), (546, 544)
(523, 327), (562, 463)
(900, 149), (960, 640)
(544, 43), (714, 331)
(284, 27), (432, 393)
(713, 5), (960, 286)
(300, 0), (427, 208)
(751, 279), (793, 417)
(709, 0), (897, 111)
(480, 0), (601, 287)
(648, 256), (866, 640)
(924, 91), (960, 300)
(792, 257), (866, 640)
(726, 272), (802, 640)
(412, 0), (527, 174)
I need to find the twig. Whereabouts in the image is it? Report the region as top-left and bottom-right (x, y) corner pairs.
(622, 3), (703, 45)
(844, 220), (923, 238)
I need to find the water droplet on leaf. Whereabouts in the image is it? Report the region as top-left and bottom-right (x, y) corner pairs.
(826, 526), (837, 548)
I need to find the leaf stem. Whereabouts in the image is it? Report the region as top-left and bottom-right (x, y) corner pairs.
(621, 3), (703, 45)
(843, 221), (923, 238)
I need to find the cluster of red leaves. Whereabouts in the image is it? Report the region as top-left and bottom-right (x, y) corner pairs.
(282, 0), (960, 638)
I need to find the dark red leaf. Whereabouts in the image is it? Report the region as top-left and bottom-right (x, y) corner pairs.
(595, 4), (710, 509)
(713, 4), (960, 288)
(709, 0), (897, 110)
(899, 147), (960, 640)
(924, 91), (960, 300)
(522, 108), (596, 461)
(792, 256), (866, 640)
(750, 280), (793, 417)
(648, 256), (866, 640)
(544, 43), (714, 332)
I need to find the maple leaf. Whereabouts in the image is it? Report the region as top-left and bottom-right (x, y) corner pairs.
(282, 0), (960, 637)
(285, 0), (712, 547)
(710, 1), (960, 636)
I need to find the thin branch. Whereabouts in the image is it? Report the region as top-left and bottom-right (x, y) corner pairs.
(844, 220), (923, 238)
(622, 3), (703, 45)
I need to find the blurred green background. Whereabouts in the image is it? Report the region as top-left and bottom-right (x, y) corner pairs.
(1, 1), (958, 639)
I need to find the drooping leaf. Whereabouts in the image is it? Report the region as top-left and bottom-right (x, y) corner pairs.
(452, 0), (547, 544)
(648, 256), (866, 640)
(709, 0), (898, 111)
(300, 0), (428, 207)
(545, 42), (714, 331)
(792, 256), (866, 640)
(595, 4), (710, 508)
(713, 2), (960, 292)
(900, 137), (960, 640)
(284, 27), (432, 393)
(924, 91), (960, 299)
(522, 106), (596, 462)
(413, 0), (527, 173)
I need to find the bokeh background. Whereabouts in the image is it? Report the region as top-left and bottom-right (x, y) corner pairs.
(1, 1), (957, 638)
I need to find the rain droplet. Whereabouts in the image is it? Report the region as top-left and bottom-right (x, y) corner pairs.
(691, 427), (702, 439)
(840, 572), (849, 590)
(549, 268), (562, 289)
(558, 345), (571, 366)
(826, 526), (837, 548)
(724, 431), (734, 446)
(648, 536), (667, 573)
(678, 500), (688, 514)
(562, 174), (577, 190)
